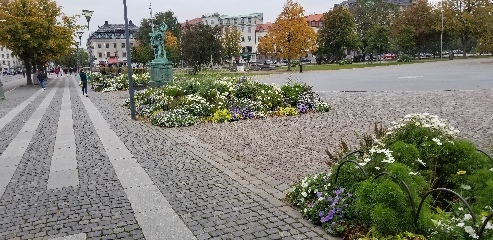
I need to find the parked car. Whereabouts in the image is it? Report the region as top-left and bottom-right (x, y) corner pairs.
(384, 54), (396, 60)
(300, 58), (311, 63)
(264, 60), (273, 65)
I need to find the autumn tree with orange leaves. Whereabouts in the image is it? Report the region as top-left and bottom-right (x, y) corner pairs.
(258, 0), (316, 70)
(0, 0), (81, 85)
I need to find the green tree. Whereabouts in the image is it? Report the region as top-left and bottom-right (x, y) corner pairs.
(316, 6), (359, 62)
(53, 47), (88, 68)
(442, 0), (493, 58)
(257, 0), (316, 70)
(181, 23), (223, 70)
(0, 0), (81, 85)
(394, 26), (416, 55)
(351, 0), (399, 53)
(221, 26), (242, 63)
(392, 0), (437, 56)
(367, 25), (391, 59)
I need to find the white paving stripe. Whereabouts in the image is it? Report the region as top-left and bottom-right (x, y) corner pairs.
(0, 82), (50, 131)
(74, 77), (196, 240)
(49, 233), (86, 240)
(47, 81), (78, 189)
(0, 81), (62, 197)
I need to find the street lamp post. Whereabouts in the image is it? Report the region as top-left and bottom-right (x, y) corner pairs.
(77, 31), (84, 71)
(0, 19), (6, 100)
(123, 0), (136, 120)
(441, 7), (444, 60)
(82, 10), (94, 76)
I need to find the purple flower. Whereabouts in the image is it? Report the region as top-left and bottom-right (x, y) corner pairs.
(317, 192), (323, 198)
(318, 211), (325, 217)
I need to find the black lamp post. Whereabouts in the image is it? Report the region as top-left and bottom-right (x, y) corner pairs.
(123, 0), (136, 120)
(76, 31), (84, 71)
(82, 10), (94, 76)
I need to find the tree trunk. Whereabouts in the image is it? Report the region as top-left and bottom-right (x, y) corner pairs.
(287, 59), (291, 71)
(25, 62), (33, 85)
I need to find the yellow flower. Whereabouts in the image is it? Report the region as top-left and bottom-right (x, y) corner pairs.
(457, 170), (467, 175)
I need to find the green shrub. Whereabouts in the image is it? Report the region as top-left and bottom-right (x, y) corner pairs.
(281, 81), (316, 107)
(397, 55), (413, 62)
(150, 109), (201, 128)
(286, 172), (332, 209)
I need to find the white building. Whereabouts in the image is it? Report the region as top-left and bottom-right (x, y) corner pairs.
(189, 12), (264, 63)
(0, 45), (22, 73)
(86, 20), (138, 67)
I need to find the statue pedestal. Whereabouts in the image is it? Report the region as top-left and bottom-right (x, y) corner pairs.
(149, 60), (173, 87)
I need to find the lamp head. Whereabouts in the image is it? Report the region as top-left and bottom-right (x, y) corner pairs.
(82, 10), (94, 21)
(77, 31), (84, 38)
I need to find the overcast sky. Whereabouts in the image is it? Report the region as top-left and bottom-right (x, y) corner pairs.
(55, 0), (439, 45)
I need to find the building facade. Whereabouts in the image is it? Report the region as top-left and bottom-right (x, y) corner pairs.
(0, 45), (22, 73)
(86, 20), (139, 67)
(335, 0), (418, 10)
(184, 13), (264, 63)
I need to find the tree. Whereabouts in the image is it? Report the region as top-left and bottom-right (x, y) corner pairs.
(165, 31), (179, 64)
(392, 0), (437, 56)
(0, 0), (80, 85)
(367, 25), (391, 59)
(258, 0), (316, 70)
(316, 6), (359, 62)
(221, 26), (242, 63)
(134, 10), (182, 65)
(394, 26), (416, 55)
(53, 47), (88, 68)
(351, 0), (399, 53)
(442, 0), (493, 58)
(181, 23), (223, 70)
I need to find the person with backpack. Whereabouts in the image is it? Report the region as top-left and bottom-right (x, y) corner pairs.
(37, 69), (47, 90)
(79, 70), (88, 97)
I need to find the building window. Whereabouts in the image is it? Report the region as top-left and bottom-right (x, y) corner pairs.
(248, 18), (251, 24)
(98, 52), (103, 58)
(130, 43), (134, 47)
(98, 44), (101, 48)
(123, 52), (127, 57)
(106, 52), (110, 57)
(241, 27), (244, 32)
(113, 43), (117, 48)
(205, 20), (208, 25)
(122, 43), (125, 48)
(241, 36), (245, 42)
(311, 21), (316, 27)
(248, 27), (251, 33)
(0, 47), (3, 51)
(6, 54), (9, 58)
(226, 19), (230, 24)
(1, 54), (3, 58)
(105, 43), (109, 48)
(234, 18), (237, 24)
(241, 18), (244, 24)
(248, 36), (251, 42)
(211, 20), (214, 25)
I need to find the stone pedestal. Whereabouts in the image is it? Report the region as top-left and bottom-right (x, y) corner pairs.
(149, 60), (173, 87)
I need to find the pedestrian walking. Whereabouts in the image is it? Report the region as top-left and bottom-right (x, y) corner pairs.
(79, 70), (88, 97)
(54, 67), (60, 77)
(37, 69), (47, 90)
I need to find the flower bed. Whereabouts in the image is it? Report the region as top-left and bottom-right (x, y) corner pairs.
(89, 72), (150, 92)
(126, 74), (331, 128)
(287, 113), (493, 239)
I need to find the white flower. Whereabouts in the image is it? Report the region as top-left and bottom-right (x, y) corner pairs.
(464, 214), (472, 221)
(464, 226), (478, 239)
(417, 159), (426, 167)
(490, 168), (493, 172)
(457, 222), (465, 227)
(301, 181), (308, 188)
(409, 172), (418, 176)
(432, 138), (443, 146)
(301, 192), (307, 198)
(460, 185), (472, 190)
(375, 167), (381, 170)
(318, 197), (324, 201)
(458, 207), (464, 211)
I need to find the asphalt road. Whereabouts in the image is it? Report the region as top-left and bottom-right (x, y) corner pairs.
(255, 58), (493, 92)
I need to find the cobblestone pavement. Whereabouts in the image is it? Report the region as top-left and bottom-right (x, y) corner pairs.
(0, 76), (332, 239)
